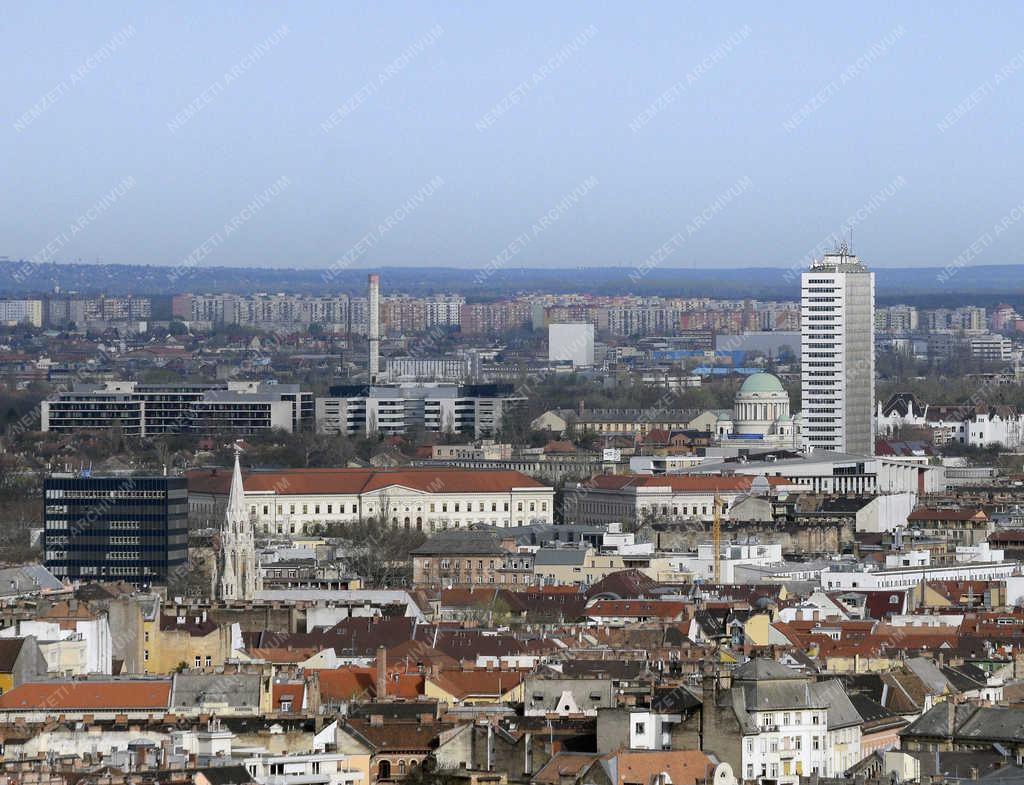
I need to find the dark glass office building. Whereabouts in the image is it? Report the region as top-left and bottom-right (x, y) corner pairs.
(43, 475), (188, 586)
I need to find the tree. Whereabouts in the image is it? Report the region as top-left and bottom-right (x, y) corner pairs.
(323, 517), (426, 588)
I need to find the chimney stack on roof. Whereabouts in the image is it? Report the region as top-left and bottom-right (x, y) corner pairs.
(376, 644), (387, 698)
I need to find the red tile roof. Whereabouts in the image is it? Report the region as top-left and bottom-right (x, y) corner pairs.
(0, 681), (171, 710)
(188, 467), (547, 495)
(908, 507), (987, 522)
(314, 667), (424, 701)
(427, 669), (525, 700)
(612, 750), (719, 785)
(586, 600), (687, 619)
(271, 682), (304, 711)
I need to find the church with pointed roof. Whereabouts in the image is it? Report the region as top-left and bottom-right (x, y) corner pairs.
(214, 450), (261, 601)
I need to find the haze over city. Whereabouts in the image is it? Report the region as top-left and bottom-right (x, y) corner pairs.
(6, 2), (1024, 270)
(4, 7), (1024, 785)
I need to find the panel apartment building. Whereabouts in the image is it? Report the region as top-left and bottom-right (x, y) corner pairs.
(315, 382), (523, 438)
(42, 381), (313, 436)
(800, 244), (875, 455)
(44, 474), (187, 585)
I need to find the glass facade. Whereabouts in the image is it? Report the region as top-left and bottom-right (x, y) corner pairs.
(43, 475), (188, 586)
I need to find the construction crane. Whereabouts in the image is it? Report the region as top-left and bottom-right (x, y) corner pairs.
(712, 493), (722, 584)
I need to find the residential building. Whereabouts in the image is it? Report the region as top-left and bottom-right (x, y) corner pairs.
(44, 474), (188, 585)
(702, 658), (862, 783)
(42, 381), (314, 436)
(242, 751), (368, 785)
(0, 680), (172, 722)
(548, 323), (595, 368)
(0, 299), (43, 327)
(906, 507), (991, 546)
(316, 383), (523, 437)
(0, 638), (47, 694)
(384, 356), (474, 382)
(411, 530), (514, 587)
(673, 542), (784, 584)
(800, 244), (875, 454)
(820, 555), (1018, 590)
(522, 676), (615, 716)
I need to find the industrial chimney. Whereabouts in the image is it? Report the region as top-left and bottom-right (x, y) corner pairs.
(368, 273), (380, 382)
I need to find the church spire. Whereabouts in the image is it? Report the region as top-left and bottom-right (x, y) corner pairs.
(216, 442), (260, 601)
(226, 444), (246, 528)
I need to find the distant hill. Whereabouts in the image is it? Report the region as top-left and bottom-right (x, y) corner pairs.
(0, 260), (1019, 305)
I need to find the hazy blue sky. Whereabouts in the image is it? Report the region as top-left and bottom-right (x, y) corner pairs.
(4, 1), (1024, 270)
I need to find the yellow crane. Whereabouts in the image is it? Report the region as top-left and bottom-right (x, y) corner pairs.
(712, 493), (722, 584)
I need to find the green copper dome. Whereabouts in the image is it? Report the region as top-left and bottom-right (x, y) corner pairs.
(738, 372), (785, 394)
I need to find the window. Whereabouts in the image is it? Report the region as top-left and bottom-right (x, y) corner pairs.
(289, 504), (295, 515)
(302, 504), (308, 515)
(813, 736), (820, 751)
(263, 505), (269, 515)
(315, 504), (320, 514)
(635, 722), (645, 735)
(194, 656), (201, 668)
(205, 656), (212, 667)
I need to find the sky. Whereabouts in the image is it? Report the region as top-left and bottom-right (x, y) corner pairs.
(3, 1), (1024, 272)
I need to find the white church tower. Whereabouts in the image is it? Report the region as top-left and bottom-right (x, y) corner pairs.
(215, 447), (261, 601)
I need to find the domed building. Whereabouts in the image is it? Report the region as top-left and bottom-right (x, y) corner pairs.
(715, 372), (798, 448)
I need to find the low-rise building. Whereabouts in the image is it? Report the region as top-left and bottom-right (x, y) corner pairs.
(42, 380), (313, 436)
(188, 467), (554, 533)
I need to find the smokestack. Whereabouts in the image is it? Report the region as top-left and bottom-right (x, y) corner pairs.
(368, 273), (380, 382)
(376, 645), (387, 698)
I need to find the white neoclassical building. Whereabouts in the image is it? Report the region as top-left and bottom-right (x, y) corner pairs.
(189, 467), (554, 534)
(715, 372), (799, 449)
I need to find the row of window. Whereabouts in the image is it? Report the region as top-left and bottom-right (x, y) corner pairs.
(248, 500), (548, 516)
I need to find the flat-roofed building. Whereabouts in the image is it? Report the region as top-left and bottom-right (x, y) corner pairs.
(315, 383), (523, 438)
(44, 474), (187, 585)
(563, 473), (800, 526)
(41, 380), (313, 436)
